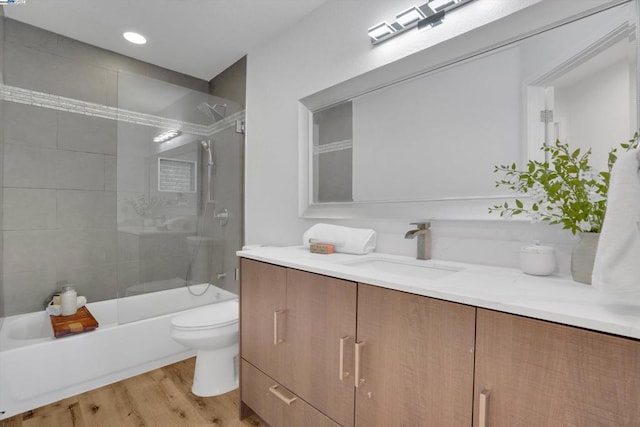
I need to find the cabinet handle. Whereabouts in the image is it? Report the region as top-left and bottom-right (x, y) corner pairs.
(479, 389), (490, 427)
(273, 310), (285, 346)
(269, 384), (297, 405)
(339, 336), (351, 381)
(354, 341), (365, 388)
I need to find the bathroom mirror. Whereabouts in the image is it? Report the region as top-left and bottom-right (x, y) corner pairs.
(299, 0), (638, 219)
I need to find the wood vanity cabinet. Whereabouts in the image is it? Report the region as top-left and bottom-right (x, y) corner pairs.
(242, 258), (640, 427)
(240, 258), (357, 427)
(355, 284), (476, 427)
(474, 309), (640, 427)
(240, 258), (288, 382)
(241, 360), (340, 427)
(240, 259), (477, 427)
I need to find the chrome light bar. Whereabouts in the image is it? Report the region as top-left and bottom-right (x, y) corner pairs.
(368, 0), (475, 45)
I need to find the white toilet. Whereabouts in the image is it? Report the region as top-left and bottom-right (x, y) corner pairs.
(170, 299), (239, 397)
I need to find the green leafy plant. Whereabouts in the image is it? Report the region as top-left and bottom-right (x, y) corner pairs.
(489, 134), (639, 234)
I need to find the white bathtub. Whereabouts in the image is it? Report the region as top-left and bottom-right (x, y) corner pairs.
(0, 283), (237, 420)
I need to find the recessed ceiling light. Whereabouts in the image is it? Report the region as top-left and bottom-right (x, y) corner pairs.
(123, 31), (147, 45)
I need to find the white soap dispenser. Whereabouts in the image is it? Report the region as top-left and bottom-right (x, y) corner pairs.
(520, 241), (556, 276)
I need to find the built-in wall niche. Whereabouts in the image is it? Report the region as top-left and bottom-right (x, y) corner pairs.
(140, 140), (200, 224)
(158, 158), (197, 193)
(300, 0), (638, 220)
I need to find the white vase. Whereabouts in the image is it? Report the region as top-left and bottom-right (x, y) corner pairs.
(570, 232), (600, 285)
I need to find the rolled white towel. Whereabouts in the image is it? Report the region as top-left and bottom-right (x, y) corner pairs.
(303, 223), (376, 255)
(46, 305), (61, 316)
(592, 148), (640, 291)
(77, 296), (87, 309)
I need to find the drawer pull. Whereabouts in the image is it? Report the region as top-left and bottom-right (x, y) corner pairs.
(354, 341), (365, 388)
(479, 389), (490, 427)
(273, 310), (285, 346)
(339, 336), (351, 381)
(269, 384), (297, 405)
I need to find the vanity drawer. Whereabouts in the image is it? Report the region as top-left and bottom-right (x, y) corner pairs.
(241, 359), (340, 427)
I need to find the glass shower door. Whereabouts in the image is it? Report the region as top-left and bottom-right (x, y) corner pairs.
(116, 71), (244, 323)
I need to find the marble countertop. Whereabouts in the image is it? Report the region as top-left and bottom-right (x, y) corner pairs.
(237, 246), (640, 340)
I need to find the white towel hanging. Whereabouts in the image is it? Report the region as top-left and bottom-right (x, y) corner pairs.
(592, 148), (640, 291)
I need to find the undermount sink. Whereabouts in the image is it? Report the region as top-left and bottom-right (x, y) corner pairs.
(340, 256), (462, 281)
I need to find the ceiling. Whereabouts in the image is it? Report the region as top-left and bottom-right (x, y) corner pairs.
(3, 0), (326, 81)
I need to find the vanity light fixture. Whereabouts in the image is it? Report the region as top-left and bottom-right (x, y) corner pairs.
(396, 6), (425, 28)
(417, 10), (446, 30)
(153, 129), (182, 143)
(368, 0), (475, 45)
(123, 31), (147, 45)
(367, 22), (396, 42)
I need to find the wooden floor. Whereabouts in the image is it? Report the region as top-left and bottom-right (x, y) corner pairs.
(1, 358), (263, 427)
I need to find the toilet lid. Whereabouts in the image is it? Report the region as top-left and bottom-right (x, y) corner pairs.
(171, 299), (238, 329)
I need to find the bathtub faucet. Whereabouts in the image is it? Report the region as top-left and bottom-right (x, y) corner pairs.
(405, 221), (431, 260)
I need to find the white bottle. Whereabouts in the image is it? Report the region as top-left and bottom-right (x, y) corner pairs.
(60, 286), (78, 316)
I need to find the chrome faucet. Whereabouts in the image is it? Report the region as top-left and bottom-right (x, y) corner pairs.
(405, 222), (431, 260)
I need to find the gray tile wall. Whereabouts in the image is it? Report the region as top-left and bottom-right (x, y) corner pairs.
(1, 19), (208, 315)
(2, 102), (118, 314)
(208, 56), (246, 107)
(114, 122), (194, 298)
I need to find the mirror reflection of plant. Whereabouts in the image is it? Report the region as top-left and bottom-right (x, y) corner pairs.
(125, 195), (174, 218)
(489, 133), (639, 234)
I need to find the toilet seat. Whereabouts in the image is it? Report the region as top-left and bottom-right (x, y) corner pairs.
(171, 299), (238, 331)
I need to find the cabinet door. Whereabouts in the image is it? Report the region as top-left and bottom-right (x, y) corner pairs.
(474, 309), (640, 426)
(285, 269), (357, 427)
(241, 360), (340, 427)
(355, 284), (476, 427)
(240, 259), (287, 379)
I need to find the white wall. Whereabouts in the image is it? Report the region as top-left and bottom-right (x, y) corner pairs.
(245, 0), (620, 272)
(555, 59), (632, 171)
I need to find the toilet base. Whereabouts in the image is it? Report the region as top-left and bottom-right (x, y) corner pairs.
(191, 343), (239, 397)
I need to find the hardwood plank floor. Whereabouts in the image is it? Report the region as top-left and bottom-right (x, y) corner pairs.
(1, 358), (264, 427)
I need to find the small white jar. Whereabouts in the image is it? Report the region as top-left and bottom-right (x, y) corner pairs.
(520, 242), (556, 276)
(60, 286), (78, 316)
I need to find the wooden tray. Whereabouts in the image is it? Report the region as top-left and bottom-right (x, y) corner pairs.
(50, 306), (99, 338)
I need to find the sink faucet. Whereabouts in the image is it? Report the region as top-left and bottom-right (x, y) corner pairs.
(405, 222), (431, 260)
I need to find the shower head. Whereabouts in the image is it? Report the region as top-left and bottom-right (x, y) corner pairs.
(201, 140), (215, 204)
(197, 102), (227, 122)
(201, 140), (214, 166)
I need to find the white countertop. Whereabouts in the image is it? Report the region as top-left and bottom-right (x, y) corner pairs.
(237, 246), (640, 340)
